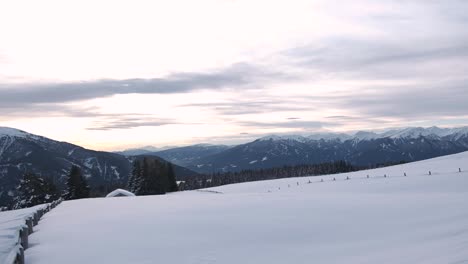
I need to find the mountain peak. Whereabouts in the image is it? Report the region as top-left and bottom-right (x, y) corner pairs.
(258, 135), (308, 142)
(0, 127), (31, 138)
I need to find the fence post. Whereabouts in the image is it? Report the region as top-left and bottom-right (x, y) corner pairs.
(20, 226), (29, 249)
(26, 217), (34, 234)
(15, 247), (25, 264)
(33, 212), (39, 226)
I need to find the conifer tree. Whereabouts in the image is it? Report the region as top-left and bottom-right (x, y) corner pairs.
(13, 173), (59, 209)
(130, 157), (177, 195)
(128, 160), (141, 193)
(63, 165), (90, 200)
(166, 163), (178, 192)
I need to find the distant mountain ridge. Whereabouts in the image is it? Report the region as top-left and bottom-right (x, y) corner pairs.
(259, 126), (468, 142)
(3, 125), (468, 206)
(153, 126), (468, 173)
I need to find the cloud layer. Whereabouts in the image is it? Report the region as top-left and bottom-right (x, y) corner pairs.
(1, 0), (468, 149)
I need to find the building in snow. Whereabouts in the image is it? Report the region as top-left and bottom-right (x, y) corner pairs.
(106, 189), (136, 198)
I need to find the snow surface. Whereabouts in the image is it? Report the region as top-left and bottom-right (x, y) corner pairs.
(0, 204), (49, 264)
(106, 189), (135, 198)
(26, 152), (468, 264)
(0, 127), (29, 138)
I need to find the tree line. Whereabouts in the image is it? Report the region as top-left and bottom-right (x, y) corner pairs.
(127, 157), (178, 195)
(10, 157), (405, 209)
(181, 160), (358, 190)
(12, 157), (179, 209)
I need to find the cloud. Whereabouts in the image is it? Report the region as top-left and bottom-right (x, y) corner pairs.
(298, 80), (468, 122)
(238, 120), (328, 129)
(86, 118), (182, 131)
(0, 63), (288, 108)
(180, 101), (315, 116)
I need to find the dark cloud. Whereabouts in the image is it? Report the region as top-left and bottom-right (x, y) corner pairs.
(0, 63), (287, 108)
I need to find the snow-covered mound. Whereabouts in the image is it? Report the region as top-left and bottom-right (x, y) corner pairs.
(26, 152), (468, 264)
(106, 189), (135, 198)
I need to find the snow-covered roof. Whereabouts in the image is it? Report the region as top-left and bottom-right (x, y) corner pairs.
(106, 189), (136, 198)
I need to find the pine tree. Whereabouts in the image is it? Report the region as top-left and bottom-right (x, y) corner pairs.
(128, 160), (141, 193)
(166, 163), (178, 192)
(13, 173), (59, 209)
(63, 165), (90, 200)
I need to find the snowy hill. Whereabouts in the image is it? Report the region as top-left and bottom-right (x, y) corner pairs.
(24, 151), (468, 264)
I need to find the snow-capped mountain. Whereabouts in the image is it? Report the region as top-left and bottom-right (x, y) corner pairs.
(176, 127), (468, 173)
(116, 145), (177, 156)
(0, 127), (197, 207)
(150, 144), (231, 167)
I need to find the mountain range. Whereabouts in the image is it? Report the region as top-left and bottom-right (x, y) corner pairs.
(147, 126), (468, 173)
(2, 125), (468, 207)
(0, 127), (196, 207)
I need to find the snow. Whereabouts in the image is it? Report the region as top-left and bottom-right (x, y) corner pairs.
(249, 160), (258, 164)
(106, 189), (135, 198)
(0, 204), (49, 264)
(259, 135), (308, 142)
(307, 132), (352, 141)
(67, 148), (77, 156)
(83, 157), (95, 169)
(0, 127), (29, 138)
(25, 151), (468, 264)
(111, 166), (120, 179)
(259, 126), (468, 142)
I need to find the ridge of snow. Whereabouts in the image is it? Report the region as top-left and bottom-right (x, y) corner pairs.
(257, 126), (468, 143)
(0, 127), (43, 142)
(307, 133), (352, 141)
(259, 135), (308, 143)
(0, 127), (30, 138)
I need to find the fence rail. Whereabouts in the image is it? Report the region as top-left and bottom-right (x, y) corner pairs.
(1, 199), (62, 264)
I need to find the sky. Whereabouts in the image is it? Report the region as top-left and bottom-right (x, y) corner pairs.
(1, 0), (468, 151)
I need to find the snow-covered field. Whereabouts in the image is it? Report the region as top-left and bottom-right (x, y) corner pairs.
(25, 152), (468, 264)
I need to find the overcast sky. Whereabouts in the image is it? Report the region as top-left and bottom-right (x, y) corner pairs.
(1, 0), (468, 150)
